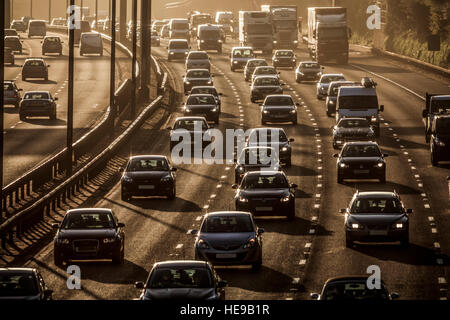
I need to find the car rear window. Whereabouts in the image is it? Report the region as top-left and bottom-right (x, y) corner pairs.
(233, 49), (253, 58)
(127, 158), (169, 172)
(187, 70), (210, 78)
(264, 96), (293, 106)
(25, 60), (44, 67)
(300, 62), (319, 68)
(248, 60), (267, 67)
(24, 92), (49, 100)
(189, 52), (208, 60)
(201, 215), (254, 233)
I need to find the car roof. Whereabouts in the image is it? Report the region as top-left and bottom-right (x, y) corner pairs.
(67, 208), (113, 214)
(4, 36), (20, 39)
(169, 39), (188, 43)
(154, 260), (209, 268)
(299, 61), (319, 64)
(342, 141), (379, 146)
(325, 275), (386, 284)
(265, 94), (292, 99)
(245, 170), (285, 177)
(255, 66), (276, 69)
(232, 46), (253, 50)
(354, 191), (398, 199)
(187, 94), (215, 98)
(188, 51), (208, 55)
(321, 73), (344, 78)
(187, 69), (210, 73)
(191, 86), (216, 90)
(339, 86), (377, 96)
(205, 211), (252, 217)
(0, 268), (36, 274)
(129, 155), (168, 161)
(175, 116), (207, 121)
(24, 91), (50, 94)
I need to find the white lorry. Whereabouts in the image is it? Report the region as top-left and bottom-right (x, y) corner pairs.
(239, 11), (274, 55)
(261, 5), (298, 49)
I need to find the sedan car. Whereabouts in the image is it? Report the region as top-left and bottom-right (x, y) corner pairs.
(317, 73), (346, 100)
(192, 211), (264, 271)
(261, 94), (299, 125)
(183, 94), (220, 123)
(22, 58), (50, 81)
(246, 128), (294, 166)
(244, 59), (268, 82)
(335, 142), (388, 183)
(19, 91), (57, 120)
(4, 36), (22, 53)
(183, 69), (214, 94)
(4, 47), (15, 65)
(10, 20), (27, 32)
(295, 61), (323, 83)
(272, 50), (296, 69)
(41, 36), (63, 55)
(134, 260), (226, 300)
(3, 80), (22, 108)
(325, 80), (360, 116)
(121, 155), (177, 201)
(189, 86), (222, 112)
(186, 51), (211, 71)
(53, 208), (125, 266)
(311, 276), (399, 300)
(0, 268), (53, 300)
(235, 146), (281, 183)
(341, 191), (412, 247)
(332, 117), (375, 149)
(233, 171), (297, 220)
(168, 116), (212, 151)
(251, 66), (280, 84)
(150, 31), (160, 46)
(250, 76), (283, 103)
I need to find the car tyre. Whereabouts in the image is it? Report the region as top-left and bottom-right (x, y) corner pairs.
(400, 235), (409, 247)
(50, 112), (57, 120)
(112, 245), (124, 264)
(167, 186), (176, 200)
(345, 236), (354, 248)
(380, 175), (386, 183)
(54, 252), (64, 267)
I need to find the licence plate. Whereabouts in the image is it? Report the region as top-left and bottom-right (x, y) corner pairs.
(255, 206), (272, 211)
(273, 114), (285, 118)
(354, 170), (369, 174)
(369, 230), (387, 236)
(138, 185), (155, 190)
(216, 253), (237, 259)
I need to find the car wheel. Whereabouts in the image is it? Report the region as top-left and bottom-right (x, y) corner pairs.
(425, 133), (430, 143)
(168, 57), (172, 62)
(231, 66), (235, 72)
(167, 186), (176, 200)
(292, 118), (297, 125)
(261, 119), (266, 125)
(345, 236), (354, 248)
(287, 204), (295, 221)
(285, 157), (292, 167)
(112, 245), (124, 264)
(431, 152), (438, 166)
(317, 94), (322, 100)
(54, 252), (64, 267)
(251, 98), (256, 103)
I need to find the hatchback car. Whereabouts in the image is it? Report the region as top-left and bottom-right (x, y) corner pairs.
(53, 208), (125, 266)
(235, 146), (281, 183)
(19, 91), (57, 120)
(3, 80), (22, 108)
(186, 51), (211, 71)
(11, 20), (27, 32)
(332, 117), (375, 149)
(22, 58), (50, 81)
(311, 276), (399, 300)
(168, 116), (213, 151)
(251, 66), (280, 84)
(189, 86), (222, 112)
(317, 74), (346, 100)
(121, 155), (177, 201)
(167, 39), (190, 61)
(246, 128), (294, 166)
(335, 141), (388, 183)
(192, 212), (264, 271)
(261, 94), (299, 125)
(134, 260), (226, 300)
(325, 80), (360, 116)
(230, 47), (255, 72)
(233, 171), (297, 220)
(183, 94), (220, 123)
(272, 50), (296, 69)
(183, 69), (214, 94)
(250, 76), (283, 103)
(42, 36), (63, 55)
(295, 61), (323, 83)
(341, 191), (412, 247)
(244, 59), (268, 81)
(4, 36), (22, 53)
(0, 268), (53, 300)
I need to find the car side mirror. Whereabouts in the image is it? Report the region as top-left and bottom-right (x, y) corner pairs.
(190, 229), (198, 235)
(406, 208), (413, 214)
(171, 167), (177, 172)
(333, 153), (338, 158)
(219, 93), (223, 96)
(422, 109), (428, 118)
(218, 280), (227, 288)
(310, 293), (319, 300)
(289, 138), (294, 142)
(231, 184), (238, 189)
(383, 153), (389, 157)
(119, 166), (125, 172)
(166, 126), (172, 131)
(339, 208), (347, 214)
(380, 105), (384, 112)
(257, 228), (265, 235)
(43, 289), (53, 299)
(54, 97), (58, 101)
(135, 281), (145, 289)
(390, 292), (399, 299)
(52, 223), (60, 229)
(117, 222), (125, 228)
(290, 183), (298, 189)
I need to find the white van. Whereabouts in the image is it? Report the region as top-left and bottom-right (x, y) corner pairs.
(80, 32), (103, 56)
(28, 20), (47, 38)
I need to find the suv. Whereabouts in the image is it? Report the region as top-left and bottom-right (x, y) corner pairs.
(22, 58), (50, 81)
(42, 36), (63, 55)
(80, 33), (103, 56)
(3, 80), (22, 108)
(430, 115), (450, 166)
(167, 39), (190, 61)
(19, 91), (57, 120)
(230, 47), (255, 72)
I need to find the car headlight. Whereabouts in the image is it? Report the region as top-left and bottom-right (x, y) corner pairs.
(243, 237), (256, 248)
(218, 40), (222, 43)
(57, 238), (70, 244)
(233, 61), (238, 64)
(394, 223), (404, 229)
(185, 81), (190, 85)
(161, 175), (172, 182)
(239, 196), (248, 203)
(212, 107), (218, 112)
(237, 166), (245, 172)
(274, 59), (279, 62)
(339, 163), (348, 168)
(263, 110), (269, 114)
(184, 107), (191, 113)
(184, 52), (188, 55)
(169, 52), (174, 55)
(370, 116), (377, 123)
(375, 162), (384, 168)
(351, 223), (363, 229)
(200, 40), (205, 43)
(122, 175), (133, 183)
(294, 40), (298, 43)
(329, 100), (335, 105)
(281, 195), (291, 203)
(281, 147), (288, 152)
(273, 40), (277, 44)
(207, 80), (212, 84)
(435, 138), (445, 147)
(292, 59), (296, 62)
(103, 237), (116, 243)
(197, 239), (209, 249)
(290, 109), (297, 114)
(317, 72), (322, 76)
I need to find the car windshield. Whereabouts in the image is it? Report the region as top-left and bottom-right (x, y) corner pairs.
(338, 119), (370, 128)
(5, 30), (17, 36)
(24, 92), (49, 100)
(127, 158), (169, 172)
(254, 78), (279, 86)
(169, 41), (188, 49)
(341, 145), (381, 157)
(276, 51), (293, 57)
(329, 83), (358, 96)
(5, 37), (19, 43)
(436, 118), (450, 134)
(239, 148), (278, 165)
(351, 198), (403, 214)
(191, 88), (216, 96)
(248, 129), (288, 143)
(61, 212), (115, 229)
(321, 75), (345, 83)
(339, 96), (379, 109)
(189, 52), (208, 60)
(430, 99), (450, 113)
(265, 96), (293, 106)
(248, 60), (267, 68)
(300, 63), (320, 69)
(25, 60), (44, 67)
(255, 67), (277, 75)
(151, 31), (158, 36)
(187, 96), (216, 105)
(241, 174), (289, 189)
(0, 273), (39, 297)
(148, 268), (212, 289)
(187, 70), (210, 78)
(201, 215), (254, 233)
(323, 281), (389, 300)
(3, 83), (14, 91)
(174, 120), (208, 131)
(233, 49), (253, 58)
(199, 29), (220, 39)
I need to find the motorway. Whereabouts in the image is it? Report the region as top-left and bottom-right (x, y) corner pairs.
(3, 31), (131, 185)
(14, 37), (450, 300)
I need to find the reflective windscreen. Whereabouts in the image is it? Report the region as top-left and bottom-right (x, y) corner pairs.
(201, 215), (254, 233)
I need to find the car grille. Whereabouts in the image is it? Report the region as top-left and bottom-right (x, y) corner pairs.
(134, 178), (161, 184)
(348, 162), (374, 170)
(205, 252), (247, 260)
(73, 239), (99, 253)
(367, 225), (387, 230)
(211, 244), (242, 251)
(250, 197), (279, 205)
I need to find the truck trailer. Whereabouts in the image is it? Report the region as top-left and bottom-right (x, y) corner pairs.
(239, 11), (274, 54)
(261, 5), (298, 49)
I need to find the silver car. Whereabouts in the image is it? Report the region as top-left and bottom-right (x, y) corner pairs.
(186, 51), (211, 71)
(192, 211), (264, 271)
(317, 73), (345, 100)
(251, 66), (280, 84)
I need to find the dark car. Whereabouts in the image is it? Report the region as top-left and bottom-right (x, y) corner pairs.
(3, 80), (22, 108)
(183, 94), (220, 124)
(168, 116), (213, 151)
(235, 146), (280, 183)
(4, 47), (15, 65)
(261, 94), (299, 125)
(430, 115), (450, 166)
(192, 211), (264, 271)
(11, 20), (27, 32)
(53, 208), (125, 266)
(325, 81), (360, 116)
(120, 155), (177, 201)
(19, 91), (57, 120)
(233, 171), (297, 220)
(250, 76), (284, 103)
(230, 46), (255, 72)
(332, 117), (375, 149)
(42, 36), (63, 55)
(244, 59), (268, 82)
(189, 86), (222, 112)
(22, 58), (50, 81)
(134, 260), (227, 300)
(5, 29), (19, 37)
(311, 276), (399, 300)
(335, 142), (388, 183)
(295, 61), (323, 83)
(167, 39), (190, 61)
(0, 268), (53, 300)
(340, 191), (412, 247)
(183, 69), (214, 94)
(272, 50), (296, 69)
(246, 128), (294, 166)
(4, 36), (22, 53)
